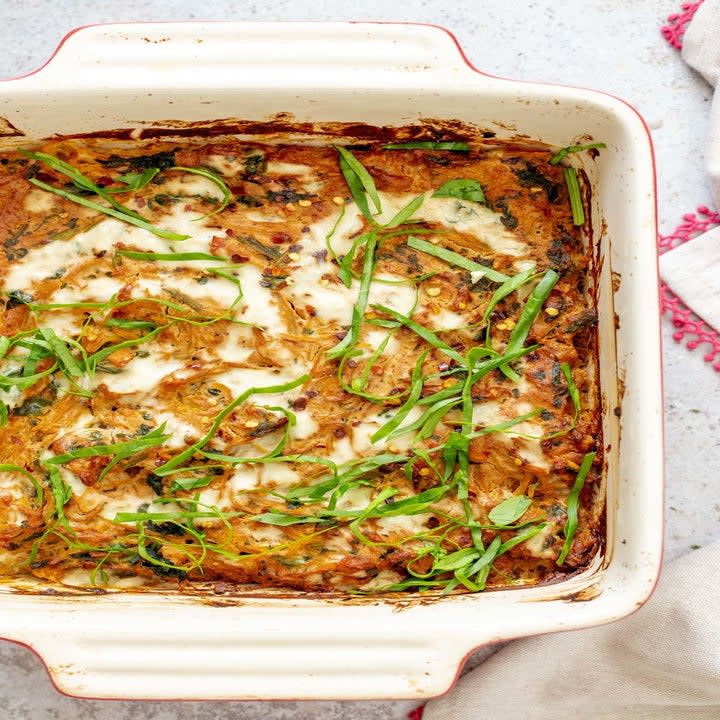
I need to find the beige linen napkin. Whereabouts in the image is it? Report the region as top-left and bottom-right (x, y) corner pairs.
(660, 0), (720, 330)
(425, 540), (720, 720)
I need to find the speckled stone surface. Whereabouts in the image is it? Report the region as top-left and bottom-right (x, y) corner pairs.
(1, 1), (719, 717)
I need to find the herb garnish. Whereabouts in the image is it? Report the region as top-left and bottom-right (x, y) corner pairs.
(557, 451), (596, 565)
(432, 179), (485, 203)
(382, 142), (470, 152)
(563, 167), (585, 226)
(335, 146), (382, 222)
(406, 236), (509, 283)
(549, 143), (607, 165)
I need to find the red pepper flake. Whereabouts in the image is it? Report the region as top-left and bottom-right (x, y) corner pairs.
(231, 254), (249, 263)
(334, 427), (347, 439)
(134, 197), (146, 208)
(271, 232), (290, 244)
(291, 397), (308, 411)
(225, 228), (235, 236)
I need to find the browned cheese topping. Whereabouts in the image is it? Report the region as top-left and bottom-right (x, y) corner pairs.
(0, 133), (602, 593)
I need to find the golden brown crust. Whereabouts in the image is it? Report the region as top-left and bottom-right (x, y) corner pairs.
(0, 131), (602, 593)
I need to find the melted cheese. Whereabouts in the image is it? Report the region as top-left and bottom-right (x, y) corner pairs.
(215, 324), (254, 364)
(426, 309), (468, 331)
(23, 189), (56, 214)
(266, 161), (313, 176)
(229, 467), (259, 492)
(2, 221), (124, 291)
(97, 347), (184, 395)
(376, 192), (528, 256)
(289, 410), (319, 440)
(98, 489), (153, 521)
(51, 275), (124, 303)
(260, 464), (301, 487)
(0, 471), (30, 526)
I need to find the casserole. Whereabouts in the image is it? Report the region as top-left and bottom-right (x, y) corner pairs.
(0, 21), (662, 700)
(0, 134), (602, 592)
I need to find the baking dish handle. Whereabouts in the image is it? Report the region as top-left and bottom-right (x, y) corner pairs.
(10, 609), (476, 700)
(17, 21), (488, 89)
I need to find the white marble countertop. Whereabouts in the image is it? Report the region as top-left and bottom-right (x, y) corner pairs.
(1, 1), (719, 718)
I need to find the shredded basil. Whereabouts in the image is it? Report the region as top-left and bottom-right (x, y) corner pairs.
(557, 451), (596, 565)
(563, 167), (585, 226)
(406, 236), (509, 283)
(488, 495), (532, 526)
(549, 142), (606, 165)
(433, 178), (485, 203)
(335, 146), (382, 221)
(154, 374), (309, 476)
(382, 142), (470, 152)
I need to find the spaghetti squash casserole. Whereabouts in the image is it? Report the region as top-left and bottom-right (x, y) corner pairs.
(0, 133), (603, 593)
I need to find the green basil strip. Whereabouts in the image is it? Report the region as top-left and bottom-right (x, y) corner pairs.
(44, 464), (73, 529)
(433, 547), (479, 573)
(406, 236), (509, 283)
(338, 231), (374, 288)
(335, 146), (382, 217)
(169, 476), (215, 493)
(373, 486), (449, 518)
(105, 167), (160, 192)
(284, 453), (405, 503)
(325, 202), (347, 261)
(557, 451), (596, 565)
(28, 178), (190, 241)
(171, 166), (232, 218)
(465, 409), (542, 440)
(461, 347), (488, 434)
(22, 150), (145, 219)
(382, 142), (470, 152)
(561, 362), (581, 421)
(154, 374), (309, 476)
(201, 405), (296, 465)
(432, 179), (485, 203)
(36, 328), (83, 377)
(84, 325), (168, 375)
(454, 536), (502, 591)
(482, 266), (537, 338)
(564, 167), (585, 226)
(350, 332), (393, 395)
(488, 495), (532, 526)
(412, 398), (463, 442)
(497, 522), (546, 556)
(0, 463), (44, 505)
(370, 351), (428, 442)
(369, 303), (466, 365)
(549, 143), (607, 166)
(104, 318), (158, 330)
(415, 345), (538, 407)
(0, 363), (58, 392)
(384, 193), (425, 229)
(0, 336), (11, 360)
(117, 251), (226, 262)
(46, 424), (170, 466)
(327, 231), (379, 359)
(252, 512), (325, 526)
(501, 270), (560, 381)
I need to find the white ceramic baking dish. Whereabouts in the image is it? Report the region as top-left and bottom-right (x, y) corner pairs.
(0, 21), (662, 701)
